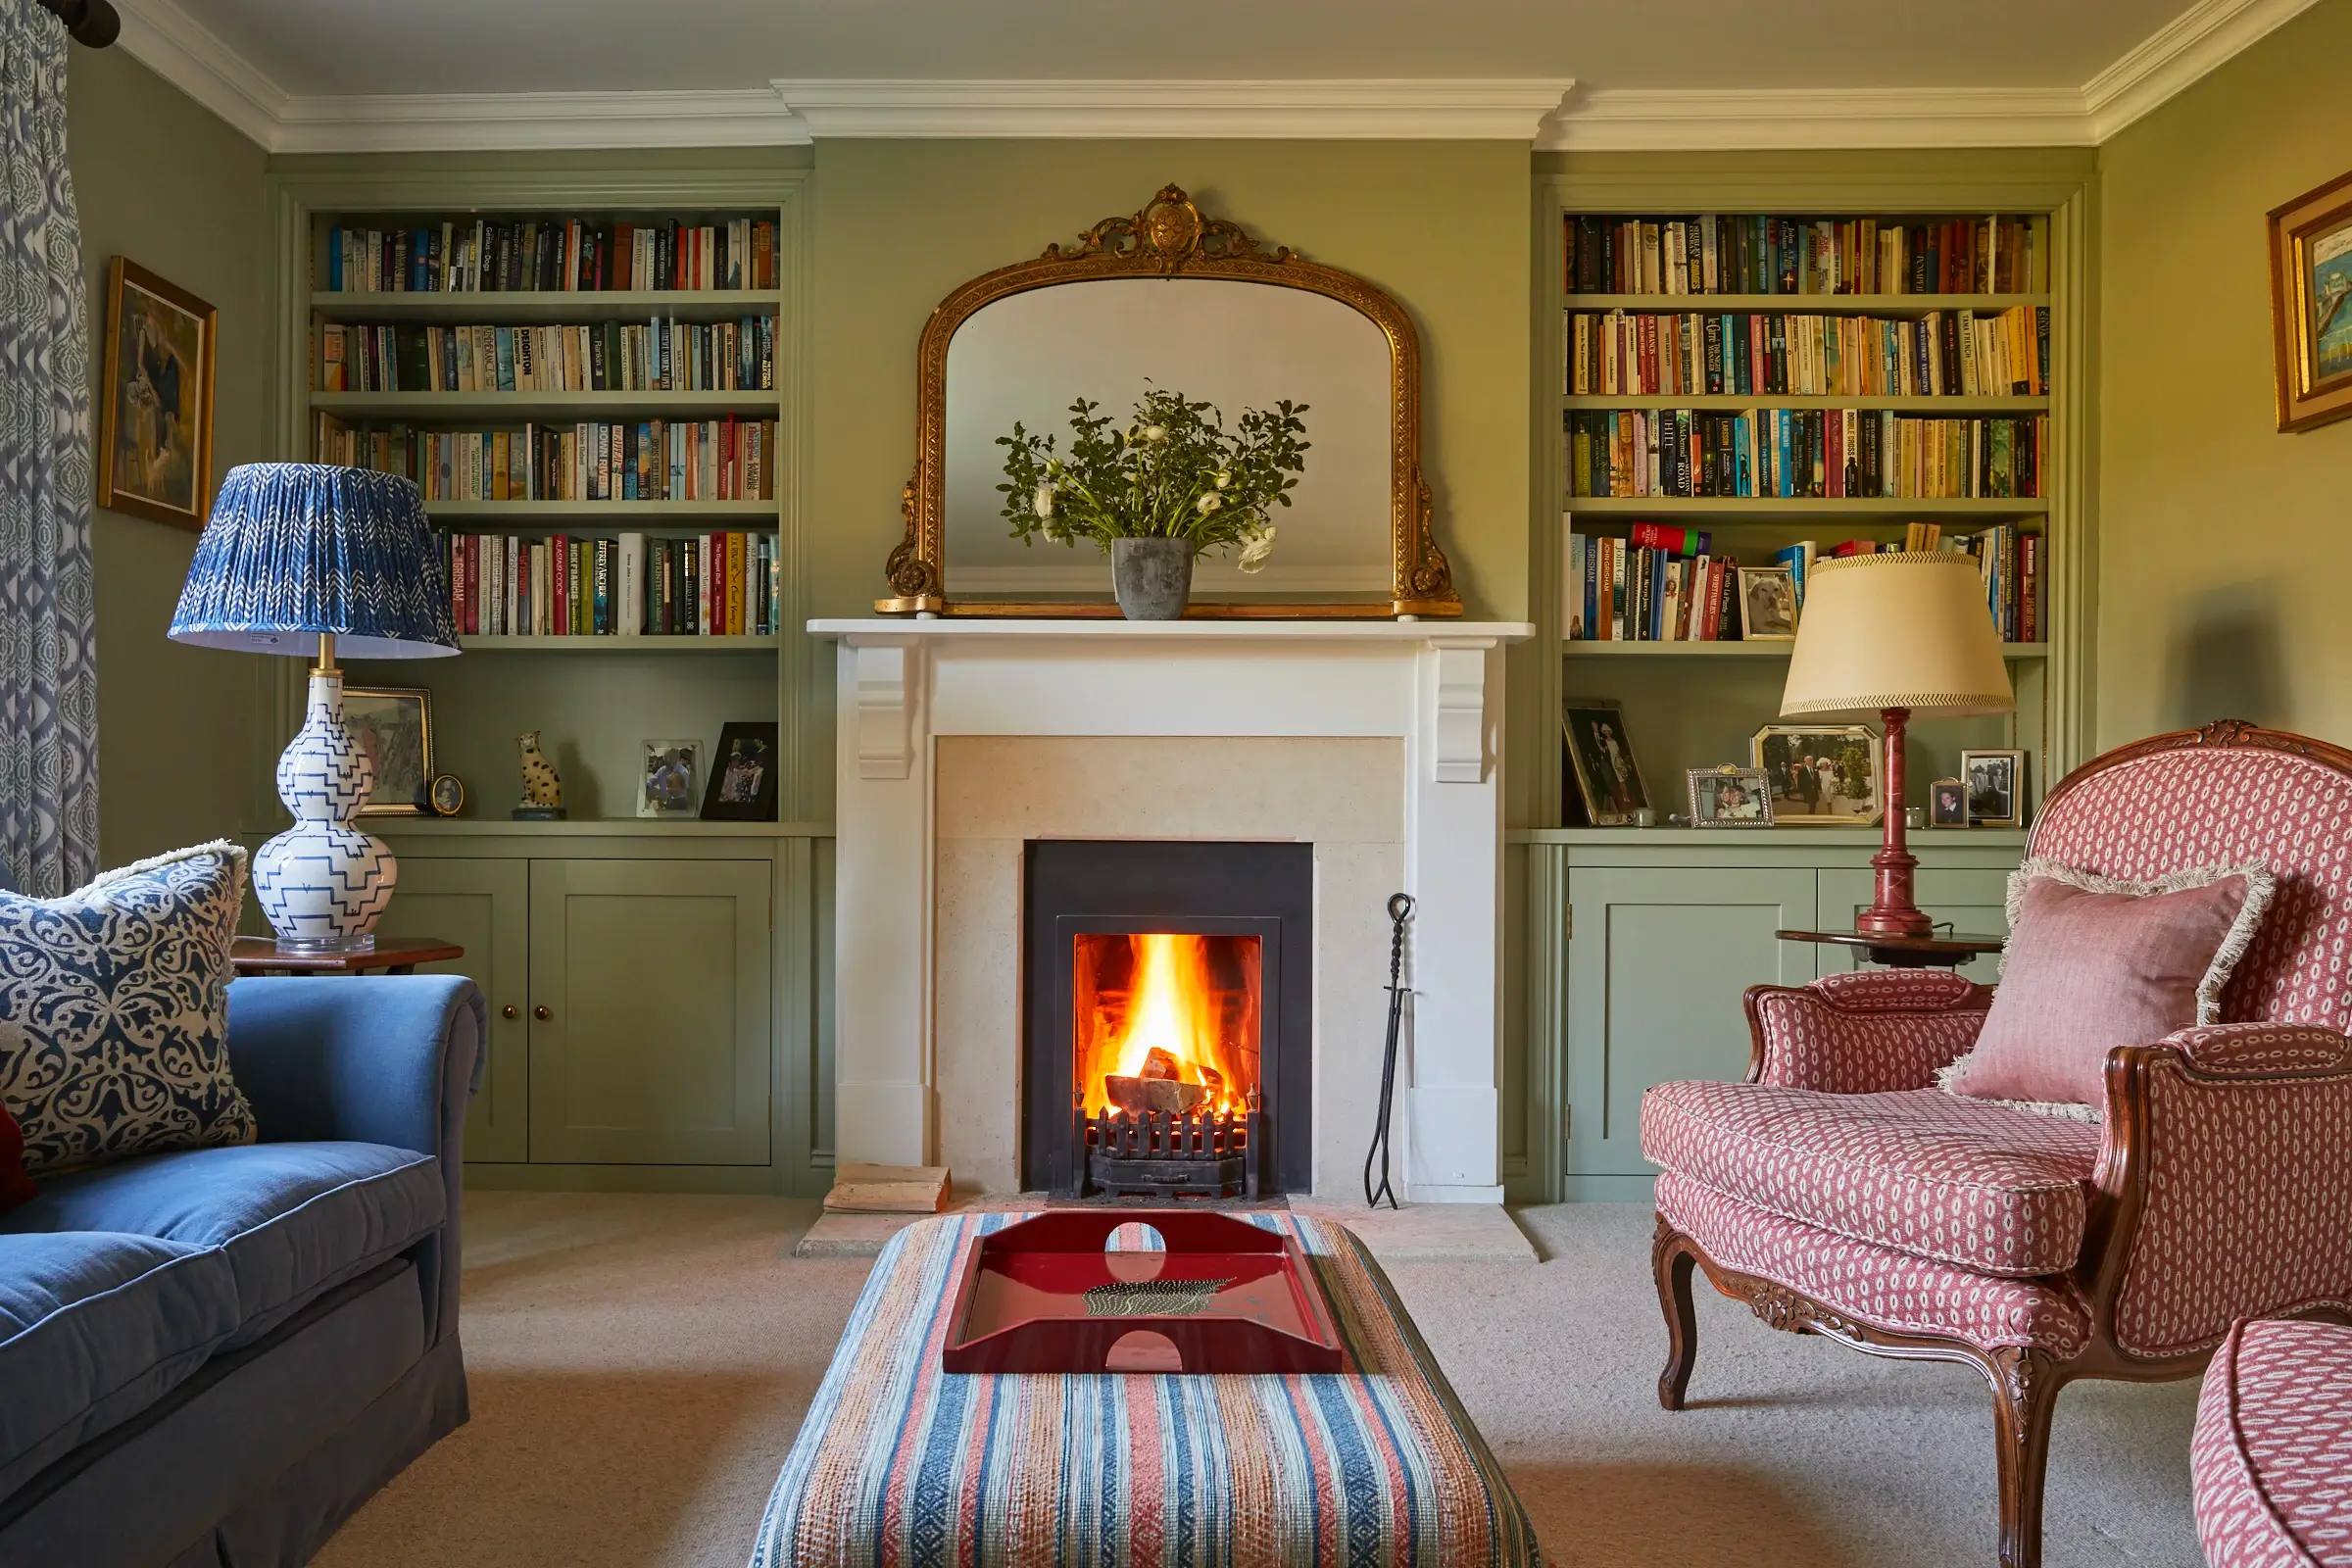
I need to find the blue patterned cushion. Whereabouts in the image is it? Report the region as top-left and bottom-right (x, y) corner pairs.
(0, 843), (256, 1174)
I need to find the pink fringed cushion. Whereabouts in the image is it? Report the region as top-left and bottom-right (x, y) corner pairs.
(1940, 858), (2275, 1113)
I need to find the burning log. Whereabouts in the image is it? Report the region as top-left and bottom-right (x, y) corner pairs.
(1140, 1049), (1183, 1081)
(1104, 1074), (1208, 1116)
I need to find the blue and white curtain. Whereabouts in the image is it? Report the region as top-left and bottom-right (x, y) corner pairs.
(0, 2), (91, 897)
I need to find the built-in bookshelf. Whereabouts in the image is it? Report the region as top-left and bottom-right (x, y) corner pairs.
(278, 180), (805, 825)
(1542, 201), (2070, 826)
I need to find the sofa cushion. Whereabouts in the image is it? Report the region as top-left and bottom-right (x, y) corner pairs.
(1641, 1081), (2101, 1277)
(0, 1142), (442, 1348)
(2193, 1317), (2352, 1568)
(0, 1232), (239, 1503)
(0, 843), (256, 1174)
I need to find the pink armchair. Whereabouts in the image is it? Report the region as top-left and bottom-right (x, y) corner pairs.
(1642, 721), (2352, 1568)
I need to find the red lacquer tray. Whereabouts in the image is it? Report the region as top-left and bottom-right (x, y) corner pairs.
(941, 1209), (1345, 1375)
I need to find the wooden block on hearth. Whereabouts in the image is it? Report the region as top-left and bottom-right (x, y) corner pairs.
(823, 1164), (952, 1214)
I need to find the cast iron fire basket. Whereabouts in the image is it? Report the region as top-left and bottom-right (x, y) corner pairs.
(1071, 1093), (1261, 1200)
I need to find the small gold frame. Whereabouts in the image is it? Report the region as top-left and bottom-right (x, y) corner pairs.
(876, 184), (1460, 619)
(2269, 167), (2352, 433)
(343, 685), (435, 816)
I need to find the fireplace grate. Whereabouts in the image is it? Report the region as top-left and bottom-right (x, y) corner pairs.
(1073, 1100), (1261, 1201)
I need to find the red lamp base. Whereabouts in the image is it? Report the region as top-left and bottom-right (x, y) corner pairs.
(1855, 707), (1934, 940)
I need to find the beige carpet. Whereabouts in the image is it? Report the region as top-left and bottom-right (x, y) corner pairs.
(314, 1195), (2200, 1568)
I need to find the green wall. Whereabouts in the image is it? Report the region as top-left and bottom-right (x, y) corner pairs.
(2098, 0), (2352, 747)
(70, 46), (269, 865)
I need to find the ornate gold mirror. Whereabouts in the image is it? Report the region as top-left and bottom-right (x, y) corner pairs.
(878, 185), (1460, 618)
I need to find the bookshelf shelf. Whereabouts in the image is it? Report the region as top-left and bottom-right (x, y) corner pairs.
(454, 634), (779, 652)
(1563, 393), (2045, 414)
(1564, 497), (2047, 518)
(312, 390), (781, 417)
(1563, 640), (2047, 660)
(1564, 293), (2047, 315)
(425, 500), (774, 523)
(313, 289), (780, 323)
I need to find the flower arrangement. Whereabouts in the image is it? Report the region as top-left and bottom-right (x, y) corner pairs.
(996, 386), (1309, 573)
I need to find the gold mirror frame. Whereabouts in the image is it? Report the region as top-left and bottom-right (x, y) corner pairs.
(877, 184), (1461, 618)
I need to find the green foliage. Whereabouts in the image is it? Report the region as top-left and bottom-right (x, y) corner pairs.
(996, 386), (1309, 571)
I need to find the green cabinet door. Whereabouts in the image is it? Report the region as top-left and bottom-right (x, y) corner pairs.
(527, 858), (773, 1165)
(1564, 866), (1816, 1188)
(373, 858), (529, 1162)
(1816, 866), (2012, 986)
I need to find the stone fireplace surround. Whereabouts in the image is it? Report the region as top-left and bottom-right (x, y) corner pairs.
(812, 618), (1534, 1202)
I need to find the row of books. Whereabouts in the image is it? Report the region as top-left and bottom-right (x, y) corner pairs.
(1565, 410), (2045, 501)
(1564, 215), (2040, 298)
(1562, 521), (2039, 643)
(319, 218), (779, 294)
(317, 318), (776, 395)
(1565, 307), (2048, 400)
(443, 531), (781, 638)
(312, 415), (780, 503)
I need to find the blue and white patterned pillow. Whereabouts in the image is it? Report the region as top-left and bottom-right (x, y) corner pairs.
(0, 842), (257, 1173)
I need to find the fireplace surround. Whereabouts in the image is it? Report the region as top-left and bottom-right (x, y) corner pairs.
(1024, 840), (1313, 1197)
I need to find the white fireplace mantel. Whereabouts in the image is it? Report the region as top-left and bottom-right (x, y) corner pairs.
(812, 616), (1534, 1202)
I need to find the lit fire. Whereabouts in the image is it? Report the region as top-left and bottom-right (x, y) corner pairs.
(1075, 933), (1258, 1118)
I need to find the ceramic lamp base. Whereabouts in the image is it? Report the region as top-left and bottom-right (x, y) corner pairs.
(253, 671), (399, 951)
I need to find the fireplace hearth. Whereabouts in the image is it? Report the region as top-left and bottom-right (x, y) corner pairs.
(1024, 841), (1311, 1199)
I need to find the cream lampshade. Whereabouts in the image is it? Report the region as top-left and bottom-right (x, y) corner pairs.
(1780, 552), (2015, 938)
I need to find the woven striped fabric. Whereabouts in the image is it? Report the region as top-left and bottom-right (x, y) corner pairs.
(751, 1211), (1544, 1568)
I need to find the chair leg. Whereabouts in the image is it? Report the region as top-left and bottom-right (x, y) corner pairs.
(1985, 1348), (2061, 1568)
(1651, 1217), (1698, 1410)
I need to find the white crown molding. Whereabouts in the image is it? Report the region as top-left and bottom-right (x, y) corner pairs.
(107, 0), (2328, 155)
(1539, 87), (2094, 152)
(770, 79), (1574, 139)
(2082, 0), (2322, 139)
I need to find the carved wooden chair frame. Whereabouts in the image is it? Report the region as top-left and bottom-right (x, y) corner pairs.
(874, 183), (1460, 619)
(1650, 719), (2352, 1568)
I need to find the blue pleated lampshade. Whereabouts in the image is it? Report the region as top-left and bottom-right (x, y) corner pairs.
(169, 464), (459, 660)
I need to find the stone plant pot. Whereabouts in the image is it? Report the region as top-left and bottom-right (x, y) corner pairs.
(1109, 536), (1194, 620)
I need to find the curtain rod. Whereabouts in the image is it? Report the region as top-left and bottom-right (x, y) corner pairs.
(37, 0), (119, 48)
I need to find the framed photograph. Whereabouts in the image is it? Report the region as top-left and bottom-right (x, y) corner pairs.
(701, 721), (780, 821)
(1688, 765), (1774, 828)
(427, 773), (466, 817)
(1960, 749), (2027, 828)
(1561, 698), (1649, 827)
(1930, 776), (1969, 828)
(96, 257), (217, 529)
(1751, 723), (1881, 826)
(343, 687), (432, 815)
(1737, 565), (1797, 640)
(2269, 168), (2352, 432)
(639, 738), (703, 818)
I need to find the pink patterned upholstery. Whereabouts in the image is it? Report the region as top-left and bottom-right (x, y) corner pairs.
(1749, 972), (1991, 1094)
(2112, 1054), (2352, 1358)
(2162, 1023), (2352, 1078)
(2193, 1318), (2352, 1567)
(2032, 747), (2352, 1031)
(1642, 1081), (2099, 1277)
(1657, 1170), (2091, 1358)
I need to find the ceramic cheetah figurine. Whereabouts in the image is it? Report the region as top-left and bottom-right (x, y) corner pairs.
(514, 731), (565, 818)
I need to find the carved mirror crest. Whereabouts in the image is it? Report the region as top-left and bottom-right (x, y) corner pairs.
(878, 184), (1461, 618)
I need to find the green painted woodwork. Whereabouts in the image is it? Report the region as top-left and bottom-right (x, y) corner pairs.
(1564, 865), (1816, 1181)
(525, 858), (772, 1166)
(369, 857), (529, 1160)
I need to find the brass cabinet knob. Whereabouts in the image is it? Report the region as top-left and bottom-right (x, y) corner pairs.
(533, 1004), (552, 1021)
(501, 1004), (517, 1019)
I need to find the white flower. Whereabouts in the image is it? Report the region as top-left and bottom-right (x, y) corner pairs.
(1237, 523), (1277, 574)
(1143, 424), (1166, 443)
(1032, 482), (1056, 520)
(1195, 492), (1222, 514)
(1213, 470), (1232, 489)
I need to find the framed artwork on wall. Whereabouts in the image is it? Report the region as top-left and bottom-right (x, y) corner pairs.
(95, 257), (217, 529)
(2268, 168), (2352, 432)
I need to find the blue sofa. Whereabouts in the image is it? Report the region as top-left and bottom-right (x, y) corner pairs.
(0, 974), (483, 1567)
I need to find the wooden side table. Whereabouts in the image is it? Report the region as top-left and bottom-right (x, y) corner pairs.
(1778, 928), (2006, 970)
(231, 936), (465, 976)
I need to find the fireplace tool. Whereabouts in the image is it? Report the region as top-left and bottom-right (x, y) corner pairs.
(1363, 892), (1413, 1209)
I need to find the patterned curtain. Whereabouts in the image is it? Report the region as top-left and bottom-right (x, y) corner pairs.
(0, 3), (91, 897)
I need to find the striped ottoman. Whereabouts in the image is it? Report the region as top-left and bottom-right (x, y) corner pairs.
(752, 1211), (1544, 1567)
(2193, 1318), (2352, 1567)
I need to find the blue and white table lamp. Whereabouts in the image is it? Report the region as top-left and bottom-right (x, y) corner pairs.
(169, 464), (458, 953)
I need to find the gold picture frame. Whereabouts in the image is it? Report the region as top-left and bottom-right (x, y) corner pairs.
(2268, 168), (2352, 433)
(876, 183), (1459, 619)
(96, 257), (217, 529)
(343, 686), (434, 816)
(1752, 723), (1882, 826)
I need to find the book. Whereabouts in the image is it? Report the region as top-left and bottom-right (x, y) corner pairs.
(1567, 214), (2040, 297)
(1565, 307), (2047, 398)
(1565, 409), (2047, 500)
(319, 218), (780, 293)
